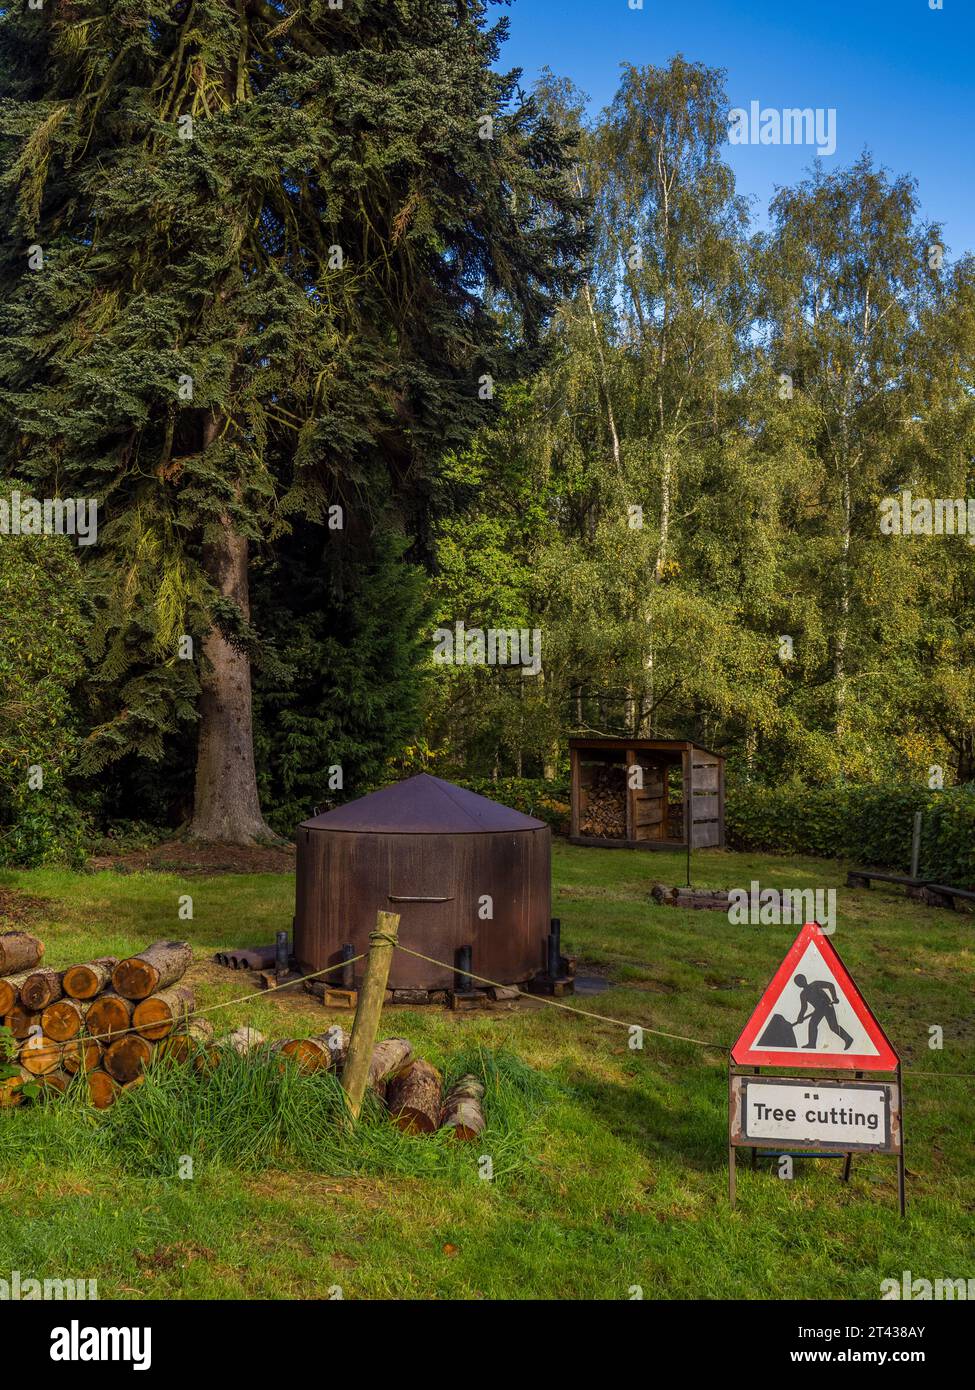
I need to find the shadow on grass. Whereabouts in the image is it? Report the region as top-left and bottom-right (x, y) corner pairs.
(562, 1060), (727, 1172)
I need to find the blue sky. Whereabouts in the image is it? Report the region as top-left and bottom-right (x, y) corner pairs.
(497, 0), (974, 257)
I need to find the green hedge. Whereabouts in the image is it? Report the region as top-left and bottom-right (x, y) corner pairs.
(726, 782), (975, 887)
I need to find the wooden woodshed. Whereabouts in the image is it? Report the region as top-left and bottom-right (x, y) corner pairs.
(569, 737), (725, 850)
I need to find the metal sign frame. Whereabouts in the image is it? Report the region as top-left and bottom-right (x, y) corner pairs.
(728, 924), (905, 1217)
(728, 1059), (906, 1217)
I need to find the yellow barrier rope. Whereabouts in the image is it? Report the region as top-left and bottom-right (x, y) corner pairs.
(393, 942), (724, 1049)
(391, 943), (974, 1081)
(22, 939), (972, 1084)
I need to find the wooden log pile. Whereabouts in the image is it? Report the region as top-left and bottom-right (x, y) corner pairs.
(0, 933), (195, 1109)
(580, 766), (626, 838)
(650, 883), (732, 911)
(1, 930), (488, 1137)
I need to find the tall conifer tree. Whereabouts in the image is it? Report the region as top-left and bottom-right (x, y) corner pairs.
(0, 0), (584, 839)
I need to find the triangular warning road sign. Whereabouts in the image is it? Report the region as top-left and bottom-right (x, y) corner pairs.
(732, 922), (898, 1071)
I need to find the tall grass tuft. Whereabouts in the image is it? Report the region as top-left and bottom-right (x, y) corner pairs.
(0, 1045), (553, 1185)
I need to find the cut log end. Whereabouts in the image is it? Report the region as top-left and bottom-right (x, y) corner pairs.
(112, 941), (192, 1000)
(37, 1068), (71, 1096)
(41, 998), (86, 1042)
(0, 971), (34, 1016)
(387, 1059), (443, 1134)
(87, 1070), (120, 1109)
(4, 1005), (39, 1041)
(277, 1036), (333, 1074)
(19, 1036), (63, 1076)
(132, 986), (195, 1041)
(159, 1018), (215, 1064)
(20, 968), (63, 1012)
(104, 1035), (154, 1085)
(112, 959), (159, 1000)
(86, 993), (133, 1043)
(62, 1038), (103, 1075)
(62, 958), (118, 1000)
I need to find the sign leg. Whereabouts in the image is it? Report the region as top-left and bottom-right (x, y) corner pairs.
(728, 1056), (736, 1209)
(842, 1070), (861, 1182)
(729, 1140), (736, 1210)
(897, 1063), (906, 1218)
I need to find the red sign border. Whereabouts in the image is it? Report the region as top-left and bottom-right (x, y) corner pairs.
(731, 922), (899, 1071)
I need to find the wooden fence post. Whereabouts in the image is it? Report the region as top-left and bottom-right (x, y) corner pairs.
(340, 910), (400, 1121)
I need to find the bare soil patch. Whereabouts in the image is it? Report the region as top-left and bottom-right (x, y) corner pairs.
(89, 840), (296, 876)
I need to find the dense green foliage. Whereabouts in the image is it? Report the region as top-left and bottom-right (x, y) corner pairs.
(1, 19), (973, 859)
(424, 60), (975, 796)
(0, 517), (87, 864)
(252, 525), (432, 834)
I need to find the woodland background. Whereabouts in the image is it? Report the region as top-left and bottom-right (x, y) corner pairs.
(1, 4), (973, 870)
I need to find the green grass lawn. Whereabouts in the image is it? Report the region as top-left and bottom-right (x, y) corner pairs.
(0, 842), (972, 1300)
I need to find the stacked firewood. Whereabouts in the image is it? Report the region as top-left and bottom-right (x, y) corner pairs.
(0, 931), (199, 1109)
(580, 765), (626, 838)
(0, 931), (486, 1137)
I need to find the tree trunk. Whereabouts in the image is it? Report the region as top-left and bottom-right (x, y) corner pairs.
(63, 958), (118, 1000)
(132, 985), (195, 1040)
(113, 940), (192, 1000)
(366, 1038), (413, 1089)
(386, 1059), (442, 1133)
(654, 442), (673, 580)
(189, 499), (275, 844)
(0, 932), (44, 973)
(439, 1074), (486, 1140)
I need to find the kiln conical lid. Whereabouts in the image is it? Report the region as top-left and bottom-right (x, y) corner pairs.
(299, 774), (546, 834)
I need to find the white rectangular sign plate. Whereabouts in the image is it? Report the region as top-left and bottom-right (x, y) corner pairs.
(730, 1075), (901, 1154)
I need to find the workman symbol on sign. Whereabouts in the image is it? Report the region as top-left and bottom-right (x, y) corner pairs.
(792, 974), (854, 1051)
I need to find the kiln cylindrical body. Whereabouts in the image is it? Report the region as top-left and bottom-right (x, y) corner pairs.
(293, 775), (552, 991)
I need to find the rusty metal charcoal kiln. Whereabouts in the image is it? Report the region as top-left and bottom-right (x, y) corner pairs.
(294, 774), (552, 991)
